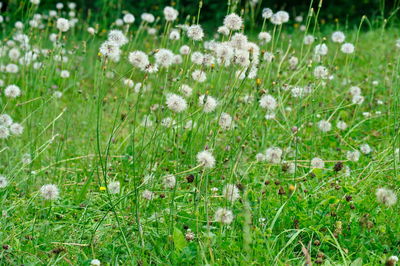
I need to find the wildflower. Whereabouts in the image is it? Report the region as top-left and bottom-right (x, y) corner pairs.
(222, 184), (240, 202)
(163, 174), (176, 189)
(360, 144), (372, 154)
(187, 25), (204, 41)
(0, 126), (10, 139)
(196, 150), (216, 168)
(107, 181), (120, 194)
(332, 31), (345, 43)
(314, 44), (328, 55)
(141, 13), (155, 23)
(192, 70), (207, 82)
(265, 147), (282, 163)
(163, 6), (179, 21)
(166, 94), (187, 113)
(179, 45), (190, 55)
(314, 66), (329, 79)
(0, 175), (8, 188)
(198, 95), (218, 112)
(318, 120), (332, 132)
(142, 189), (154, 200)
(169, 30), (180, 40)
(0, 114), (13, 126)
(56, 18), (70, 32)
(40, 184), (60, 200)
(219, 112), (233, 130)
(259, 94), (277, 110)
(4, 85), (21, 98)
(262, 8), (273, 19)
(214, 208), (234, 224)
(336, 121), (347, 130)
(123, 13), (135, 24)
(217, 26), (230, 36)
(179, 84), (192, 97)
(311, 157), (325, 169)
(341, 43), (355, 54)
(10, 123), (23, 135)
(185, 230), (195, 241)
(376, 188), (397, 206)
(352, 95), (364, 105)
(60, 70), (70, 78)
(128, 51), (149, 70)
(258, 32), (272, 43)
(108, 30), (128, 46)
(223, 13), (243, 30)
(346, 150), (360, 162)
(154, 49), (174, 67)
(90, 259), (101, 266)
(304, 34), (315, 45)
(99, 41), (121, 60)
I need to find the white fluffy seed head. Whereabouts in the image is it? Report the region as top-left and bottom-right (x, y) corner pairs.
(376, 188), (397, 206)
(259, 94), (277, 110)
(318, 120), (332, 132)
(223, 13), (243, 30)
(187, 25), (204, 41)
(214, 208), (234, 224)
(198, 95), (218, 113)
(107, 181), (120, 194)
(128, 51), (149, 70)
(196, 150), (216, 168)
(311, 157), (325, 169)
(4, 84), (21, 98)
(222, 184), (240, 202)
(56, 18), (70, 32)
(163, 6), (179, 21)
(166, 93), (187, 113)
(40, 184), (59, 200)
(332, 31), (345, 43)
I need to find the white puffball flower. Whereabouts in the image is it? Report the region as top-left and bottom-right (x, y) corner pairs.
(128, 51), (149, 70)
(163, 6), (179, 21)
(141, 13), (155, 23)
(0, 175), (8, 188)
(265, 147), (283, 164)
(60, 70), (70, 78)
(196, 150), (216, 168)
(318, 120), (332, 132)
(332, 31), (345, 43)
(192, 70), (207, 82)
(341, 43), (355, 54)
(360, 144), (372, 154)
(314, 43), (328, 55)
(154, 49), (174, 67)
(223, 13), (243, 30)
(166, 93), (187, 113)
(336, 121), (347, 130)
(107, 181), (120, 194)
(56, 18), (70, 32)
(304, 35), (315, 45)
(314, 66), (329, 79)
(30, 0), (40, 5)
(259, 94), (277, 110)
(142, 189), (154, 200)
(222, 184), (240, 202)
(10, 123), (23, 135)
(311, 157), (325, 169)
(123, 13), (135, 24)
(40, 184), (60, 200)
(0, 126), (10, 139)
(258, 32), (272, 43)
(179, 84), (192, 97)
(90, 259), (101, 266)
(376, 188), (397, 206)
(108, 30), (128, 47)
(198, 95), (218, 113)
(187, 25), (204, 41)
(219, 112), (233, 130)
(179, 45), (190, 55)
(163, 174), (176, 189)
(262, 8), (273, 19)
(346, 150), (360, 162)
(214, 208), (234, 224)
(4, 85), (21, 98)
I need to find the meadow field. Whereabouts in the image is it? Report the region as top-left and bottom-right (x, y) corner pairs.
(0, 0), (399, 265)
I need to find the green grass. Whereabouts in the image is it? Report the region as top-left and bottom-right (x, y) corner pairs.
(0, 1), (399, 265)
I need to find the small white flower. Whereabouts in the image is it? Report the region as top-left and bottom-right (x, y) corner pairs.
(214, 208), (234, 224)
(163, 174), (176, 189)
